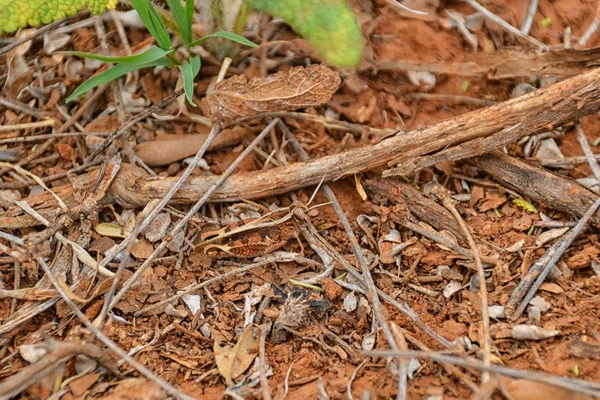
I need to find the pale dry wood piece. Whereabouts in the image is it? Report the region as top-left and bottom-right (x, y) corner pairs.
(3, 67), (600, 228)
(474, 152), (600, 225)
(378, 47), (600, 79)
(203, 64), (341, 123)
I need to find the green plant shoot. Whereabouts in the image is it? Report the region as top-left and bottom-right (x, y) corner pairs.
(62, 0), (256, 105)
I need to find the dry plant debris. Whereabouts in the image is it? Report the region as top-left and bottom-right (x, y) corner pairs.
(2, 1), (600, 399)
(203, 64), (341, 123)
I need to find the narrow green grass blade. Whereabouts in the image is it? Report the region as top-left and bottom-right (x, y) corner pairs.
(178, 59), (197, 106)
(67, 62), (156, 102)
(166, 0), (192, 44)
(130, 0), (173, 50)
(60, 46), (173, 65)
(185, 0), (194, 39)
(188, 31), (257, 48)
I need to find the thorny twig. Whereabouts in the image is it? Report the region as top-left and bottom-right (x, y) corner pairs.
(231, 111), (394, 137)
(35, 257), (195, 400)
(441, 193), (492, 384)
(507, 195), (600, 320)
(366, 350), (600, 398)
(108, 119), (279, 311)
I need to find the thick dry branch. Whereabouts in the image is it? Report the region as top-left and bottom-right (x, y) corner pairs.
(3, 67), (600, 228)
(473, 151), (600, 225)
(378, 47), (600, 79)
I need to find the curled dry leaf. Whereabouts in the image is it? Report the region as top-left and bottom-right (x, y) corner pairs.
(203, 64), (341, 123)
(214, 325), (258, 386)
(511, 324), (559, 340)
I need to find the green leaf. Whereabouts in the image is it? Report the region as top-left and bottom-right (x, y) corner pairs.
(461, 81), (469, 93)
(185, 0), (194, 38)
(130, 0), (173, 51)
(513, 198), (538, 213)
(166, 0), (192, 44)
(539, 17), (552, 27)
(60, 46), (174, 65)
(67, 62), (158, 102)
(190, 55), (201, 77)
(179, 58), (200, 106)
(249, 0), (363, 68)
(189, 31), (257, 48)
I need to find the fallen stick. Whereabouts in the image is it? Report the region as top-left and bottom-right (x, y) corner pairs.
(364, 178), (466, 241)
(377, 47), (600, 79)
(3, 67), (600, 228)
(473, 152), (600, 225)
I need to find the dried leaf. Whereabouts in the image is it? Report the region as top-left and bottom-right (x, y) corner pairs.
(502, 378), (593, 400)
(535, 227), (569, 246)
(69, 373), (101, 397)
(203, 64), (341, 123)
(20, 344), (48, 363)
(214, 325), (258, 386)
(539, 282), (564, 294)
(343, 291), (358, 312)
(131, 238), (154, 259)
(95, 222), (132, 238)
(511, 324), (559, 340)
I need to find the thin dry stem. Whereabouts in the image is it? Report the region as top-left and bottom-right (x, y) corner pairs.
(442, 196), (492, 384)
(521, 0), (539, 34)
(0, 119), (55, 132)
(462, 0), (549, 50)
(575, 121), (600, 183)
(366, 350), (600, 398)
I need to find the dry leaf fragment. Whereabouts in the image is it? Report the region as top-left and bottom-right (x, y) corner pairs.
(203, 64), (341, 123)
(502, 378), (593, 400)
(512, 324), (559, 340)
(214, 325), (258, 386)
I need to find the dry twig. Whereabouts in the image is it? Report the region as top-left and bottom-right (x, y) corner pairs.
(441, 192), (492, 383)
(366, 350), (600, 398)
(506, 195), (600, 320)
